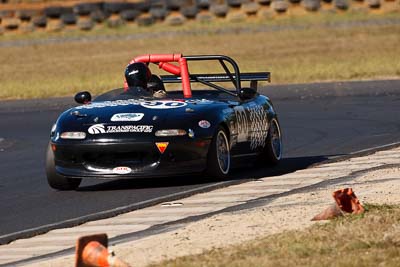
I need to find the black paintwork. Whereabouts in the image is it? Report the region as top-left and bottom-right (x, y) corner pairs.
(50, 89), (277, 179)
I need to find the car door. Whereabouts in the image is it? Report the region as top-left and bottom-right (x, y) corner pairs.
(231, 95), (270, 155)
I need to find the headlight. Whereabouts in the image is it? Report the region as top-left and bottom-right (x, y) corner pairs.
(155, 129), (187, 137)
(60, 132), (86, 140)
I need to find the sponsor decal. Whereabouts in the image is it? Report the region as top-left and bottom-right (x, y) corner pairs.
(234, 106), (249, 143)
(88, 124), (106, 134)
(75, 99), (142, 110)
(113, 166), (132, 174)
(248, 105), (269, 150)
(198, 120), (211, 129)
(111, 113), (144, 122)
(140, 100), (187, 109)
(233, 105), (269, 150)
(156, 142), (169, 154)
(185, 99), (214, 105)
(88, 124), (153, 135)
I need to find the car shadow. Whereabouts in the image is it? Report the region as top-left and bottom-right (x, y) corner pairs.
(77, 155), (334, 192)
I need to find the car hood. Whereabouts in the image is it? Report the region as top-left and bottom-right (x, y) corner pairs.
(54, 98), (230, 141)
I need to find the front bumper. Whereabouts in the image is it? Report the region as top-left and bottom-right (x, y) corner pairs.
(52, 139), (211, 179)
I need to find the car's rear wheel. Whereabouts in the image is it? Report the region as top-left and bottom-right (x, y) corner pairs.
(206, 127), (231, 179)
(259, 118), (282, 165)
(46, 143), (82, 190)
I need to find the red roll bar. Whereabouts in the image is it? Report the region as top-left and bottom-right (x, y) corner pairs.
(125, 53), (192, 98)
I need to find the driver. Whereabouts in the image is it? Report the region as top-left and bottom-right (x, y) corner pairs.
(124, 62), (166, 98)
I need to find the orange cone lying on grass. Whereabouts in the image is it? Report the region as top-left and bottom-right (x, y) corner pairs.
(312, 188), (365, 221)
(75, 233), (130, 267)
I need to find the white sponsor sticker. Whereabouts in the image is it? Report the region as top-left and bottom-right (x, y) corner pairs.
(88, 124), (106, 134)
(75, 99), (143, 110)
(113, 166), (131, 174)
(198, 120), (211, 129)
(140, 100), (187, 109)
(111, 113), (144, 122)
(186, 99), (214, 105)
(234, 106), (248, 143)
(88, 124), (153, 135)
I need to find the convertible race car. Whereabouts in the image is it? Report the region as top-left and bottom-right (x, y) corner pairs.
(46, 54), (282, 190)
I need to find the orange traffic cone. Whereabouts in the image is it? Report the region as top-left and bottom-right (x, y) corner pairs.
(311, 203), (343, 221)
(333, 188), (364, 214)
(75, 233), (131, 267)
(312, 188), (364, 221)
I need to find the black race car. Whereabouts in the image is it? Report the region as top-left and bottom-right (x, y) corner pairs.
(46, 54), (282, 190)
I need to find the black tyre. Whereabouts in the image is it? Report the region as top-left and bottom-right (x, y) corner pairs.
(210, 4), (229, 17)
(73, 3), (102, 16)
(46, 143), (81, 191)
(136, 1), (151, 12)
(120, 9), (140, 21)
(61, 13), (77, 25)
(271, 0), (289, 12)
(367, 0), (380, 8)
(103, 2), (136, 14)
(91, 10), (110, 23)
(3, 18), (20, 30)
(181, 6), (198, 18)
(149, 6), (169, 20)
(302, 0), (321, 11)
(44, 6), (73, 19)
(206, 127), (231, 179)
(136, 15), (154, 26)
(334, 0), (349, 10)
(32, 16), (47, 28)
(16, 9), (39, 21)
(227, 0), (247, 8)
(166, 0), (182, 10)
(196, 0), (211, 9)
(259, 118), (282, 165)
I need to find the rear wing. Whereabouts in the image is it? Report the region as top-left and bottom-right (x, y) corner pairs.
(161, 72), (270, 96)
(161, 72), (270, 83)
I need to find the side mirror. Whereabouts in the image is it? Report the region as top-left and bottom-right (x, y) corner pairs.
(74, 91), (92, 104)
(239, 87), (257, 100)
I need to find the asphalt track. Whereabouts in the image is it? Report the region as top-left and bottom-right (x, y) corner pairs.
(0, 79), (399, 245)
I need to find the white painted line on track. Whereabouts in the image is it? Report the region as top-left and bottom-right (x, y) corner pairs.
(349, 141), (400, 155)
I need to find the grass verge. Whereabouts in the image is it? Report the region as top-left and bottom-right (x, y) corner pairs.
(1, 13), (400, 100)
(150, 204), (400, 267)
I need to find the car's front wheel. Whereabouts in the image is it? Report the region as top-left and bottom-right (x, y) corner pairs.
(46, 143), (82, 190)
(206, 127), (231, 179)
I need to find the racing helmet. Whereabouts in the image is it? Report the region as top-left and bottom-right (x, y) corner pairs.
(125, 62), (152, 88)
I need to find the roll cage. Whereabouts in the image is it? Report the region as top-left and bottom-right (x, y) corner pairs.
(127, 54), (270, 98)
